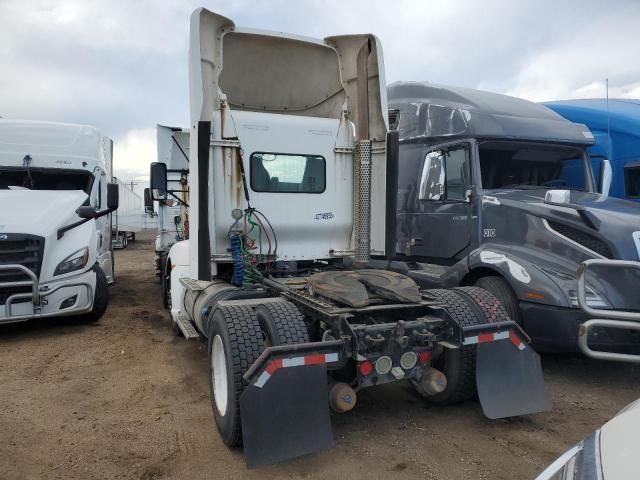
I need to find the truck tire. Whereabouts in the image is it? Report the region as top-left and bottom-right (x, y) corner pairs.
(417, 287), (507, 405)
(162, 257), (171, 310)
(474, 276), (521, 325)
(207, 305), (264, 447)
(81, 266), (109, 322)
(255, 301), (309, 346)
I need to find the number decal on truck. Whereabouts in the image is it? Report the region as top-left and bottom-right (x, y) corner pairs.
(314, 212), (335, 221)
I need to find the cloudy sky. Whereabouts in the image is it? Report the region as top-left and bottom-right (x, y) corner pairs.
(1, 0), (639, 193)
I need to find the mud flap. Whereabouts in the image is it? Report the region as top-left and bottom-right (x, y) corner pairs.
(240, 363), (334, 468)
(476, 339), (551, 419)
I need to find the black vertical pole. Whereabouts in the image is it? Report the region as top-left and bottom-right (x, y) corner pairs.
(197, 121), (212, 281)
(385, 130), (399, 258)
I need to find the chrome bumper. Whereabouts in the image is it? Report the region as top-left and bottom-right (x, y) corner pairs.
(577, 259), (640, 363)
(0, 264), (94, 324)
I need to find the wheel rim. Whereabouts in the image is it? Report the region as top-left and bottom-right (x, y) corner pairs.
(211, 335), (228, 416)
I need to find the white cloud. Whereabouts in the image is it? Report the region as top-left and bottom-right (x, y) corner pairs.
(112, 128), (156, 197)
(1, 0), (638, 191)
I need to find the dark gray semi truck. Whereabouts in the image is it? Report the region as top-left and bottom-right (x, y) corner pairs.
(387, 81), (640, 355)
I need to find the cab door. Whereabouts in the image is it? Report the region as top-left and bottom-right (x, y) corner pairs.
(405, 140), (476, 261)
(93, 170), (114, 283)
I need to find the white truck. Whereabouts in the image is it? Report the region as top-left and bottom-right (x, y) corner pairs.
(149, 8), (550, 468)
(0, 119), (119, 324)
(146, 124), (189, 306)
(111, 177), (143, 249)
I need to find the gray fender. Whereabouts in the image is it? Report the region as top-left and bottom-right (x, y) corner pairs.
(467, 244), (573, 308)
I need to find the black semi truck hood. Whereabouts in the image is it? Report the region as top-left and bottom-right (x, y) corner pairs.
(484, 188), (640, 261)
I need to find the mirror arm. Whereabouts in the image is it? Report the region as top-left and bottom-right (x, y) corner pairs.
(57, 218), (91, 240)
(57, 207), (116, 239)
(94, 207), (116, 220)
(167, 191), (189, 208)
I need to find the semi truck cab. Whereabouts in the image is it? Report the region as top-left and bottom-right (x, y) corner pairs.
(0, 120), (118, 324)
(389, 82), (640, 353)
(148, 9), (551, 467)
(544, 99), (640, 202)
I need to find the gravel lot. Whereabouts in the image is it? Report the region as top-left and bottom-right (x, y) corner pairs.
(1, 231), (639, 480)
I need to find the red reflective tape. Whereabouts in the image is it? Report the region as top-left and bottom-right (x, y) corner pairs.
(509, 330), (525, 349)
(304, 354), (326, 366)
(478, 333), (494, 344)
(265, 358), (282, 375)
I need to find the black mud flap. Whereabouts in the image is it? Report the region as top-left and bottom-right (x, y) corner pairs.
(476, 339), (551, 419)
(240, 363), (334, 468)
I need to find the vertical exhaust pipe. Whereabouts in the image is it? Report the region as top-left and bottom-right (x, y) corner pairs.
(197, 120), (212, 281)
(354, 39), (372, 263)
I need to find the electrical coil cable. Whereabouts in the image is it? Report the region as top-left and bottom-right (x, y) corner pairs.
(227, 148), (279, 283)
(230, 234), (244, 287)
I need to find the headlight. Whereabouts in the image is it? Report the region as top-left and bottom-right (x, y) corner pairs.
(538, 266), (610, 309)
(536, 443), (582, 480)
(536, 431), (600, 480)
(54, 247), (89, 276)
(567, 288), (609, 309)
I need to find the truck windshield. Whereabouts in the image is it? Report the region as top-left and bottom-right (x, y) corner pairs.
(479, 142), (593, 192)
(0, 167), (93, 192)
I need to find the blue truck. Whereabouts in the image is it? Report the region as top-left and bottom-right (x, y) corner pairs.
(544, 99), (640, 201)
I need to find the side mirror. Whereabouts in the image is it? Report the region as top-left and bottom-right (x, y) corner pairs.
(599, 159), (612, 198)
(545, 189), (571, 205)
(388, 108), (401, 131)
(107, 183), (119, 210)
(150, 162), (168, 200)
(143, 187), (154, 213)
(464, 188), (473, 203)
(77, 206), (98, 219)
(419, 150), (445, 201)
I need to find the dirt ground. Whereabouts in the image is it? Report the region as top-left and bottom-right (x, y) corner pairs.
(1, 231), (639, 480)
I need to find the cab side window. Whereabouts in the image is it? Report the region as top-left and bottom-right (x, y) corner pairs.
(625, 164), (640, 198)
(419, 145), (471, 201)
(91, 172), (105, 209)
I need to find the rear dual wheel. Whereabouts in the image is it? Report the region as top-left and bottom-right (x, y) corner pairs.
(418, 287), (509, 405)
(207, 305), (264, 447)
(474, 276), (521, 326)
(207, 301), (307, 447)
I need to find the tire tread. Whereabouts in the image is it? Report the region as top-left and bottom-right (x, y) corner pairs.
(209, 304), (264, 447)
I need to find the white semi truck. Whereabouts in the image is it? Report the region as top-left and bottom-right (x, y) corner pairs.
(111, 177), (143, 249)
(146, 124), (189, 306)
(0, 119), (119, 324)
(149, 8), (550, 468)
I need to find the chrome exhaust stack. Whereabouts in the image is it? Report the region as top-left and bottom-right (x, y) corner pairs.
(354, 39), (372, 263)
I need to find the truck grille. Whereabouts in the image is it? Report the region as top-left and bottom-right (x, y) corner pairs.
(547, 221), (614, 259)
(0, 234), (45, 304)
